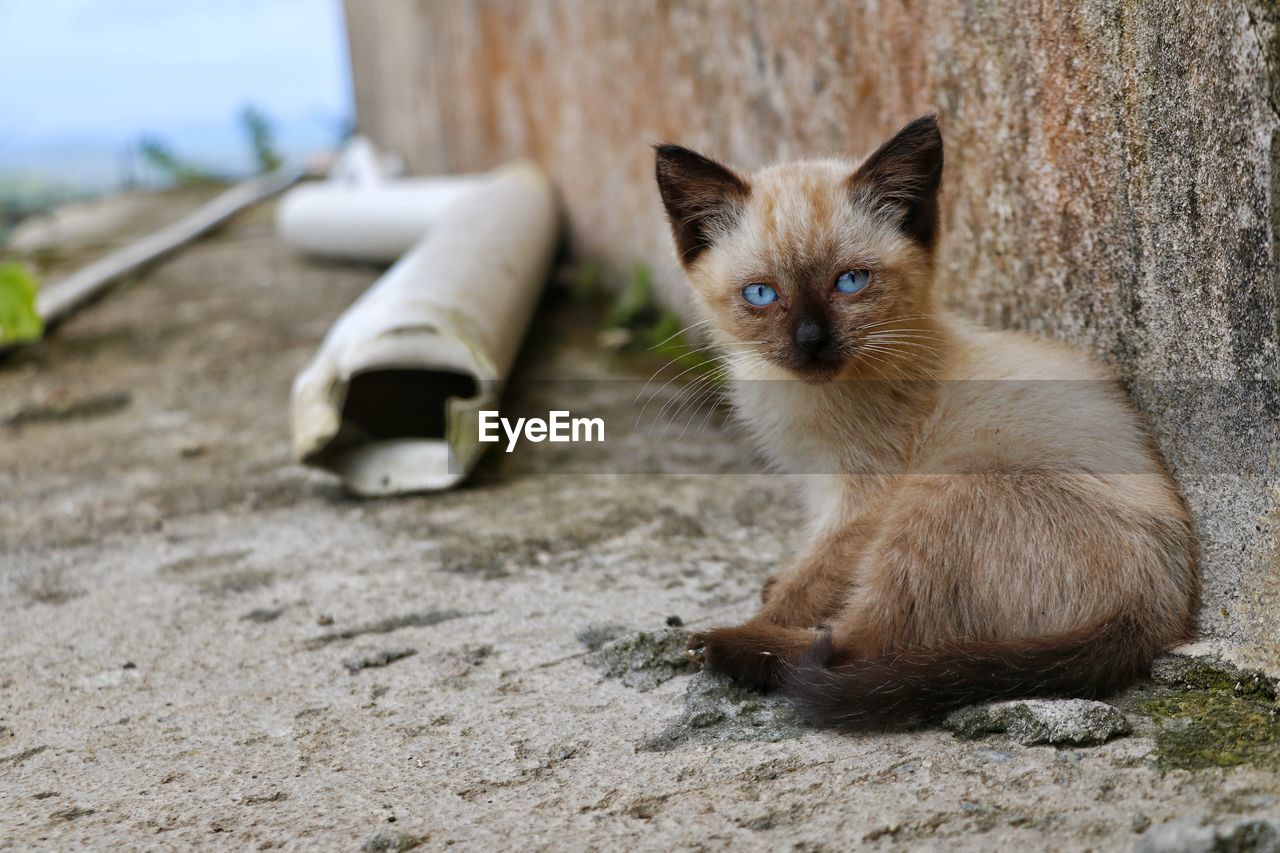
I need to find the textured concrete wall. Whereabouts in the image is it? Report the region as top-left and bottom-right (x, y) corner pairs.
(344, 0), (1279, 671)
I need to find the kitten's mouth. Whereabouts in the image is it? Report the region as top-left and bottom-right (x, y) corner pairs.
(787, 354), (845, 381)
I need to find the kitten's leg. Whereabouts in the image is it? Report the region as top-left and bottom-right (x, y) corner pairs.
(686, 623), (821, 689)
(753, 517), (876, 627)
(687, 518), (876, 687)
(759, 575), (778, 604)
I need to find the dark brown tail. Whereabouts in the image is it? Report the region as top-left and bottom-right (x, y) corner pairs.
(784, 615), (1156, 729)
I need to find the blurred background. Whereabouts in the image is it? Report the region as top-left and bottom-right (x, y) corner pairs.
(0, 0), (1275, 681)
(1, 4), (1278, 847)
(0, 0), (351, 233)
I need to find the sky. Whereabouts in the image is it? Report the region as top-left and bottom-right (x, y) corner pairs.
(0, 0), (353, 189)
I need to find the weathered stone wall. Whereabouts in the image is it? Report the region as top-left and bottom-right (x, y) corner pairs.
(344, 0), (1280, 671)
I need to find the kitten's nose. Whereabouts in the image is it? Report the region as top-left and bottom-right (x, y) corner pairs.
(794, 318), (828, 356)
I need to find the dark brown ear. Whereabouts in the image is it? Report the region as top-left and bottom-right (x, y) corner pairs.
(654, 144), (750, 265)
(848, 115), (944, 249)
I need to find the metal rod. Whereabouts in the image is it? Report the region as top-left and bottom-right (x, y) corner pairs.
(34, 167), (302, 326)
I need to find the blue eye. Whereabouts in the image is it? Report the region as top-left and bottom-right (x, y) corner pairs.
(742, 283), (778, 306)
(835, 270), (870, 294)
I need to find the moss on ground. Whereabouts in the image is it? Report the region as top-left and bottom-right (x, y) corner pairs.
(1125, 656), (1280, 771)
(640, 671), (803, 752)
(1151, 656), (1277, 702)
(586, 627), (691, 692)
(1137, 691), (1279, 771)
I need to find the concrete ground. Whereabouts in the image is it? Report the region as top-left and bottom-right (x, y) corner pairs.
(2, 193), (1278, 850)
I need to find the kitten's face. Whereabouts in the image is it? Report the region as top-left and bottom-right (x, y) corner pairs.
(655, 116), (943, 380)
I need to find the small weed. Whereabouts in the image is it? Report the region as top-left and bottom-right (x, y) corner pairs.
(0, 262), (42, 344)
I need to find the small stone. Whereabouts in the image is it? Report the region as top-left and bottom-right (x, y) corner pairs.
(316, 614), (335, 627)
(178, 440), (206, 458)
(1141, 809), (1208, 850)
(457, 644), (492, 667)
(1150, 653), (1276, 702)
(342, 647), (417, 673)
(1218, 817), (1280, 852)
(362, 828), (421, 852)
(944, 699), (1131, 746)
(1136, 815), (1280, 853)
(241, 607), (284, 624)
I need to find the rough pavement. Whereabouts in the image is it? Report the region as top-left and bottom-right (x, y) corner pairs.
(2, 196), (1278, 849)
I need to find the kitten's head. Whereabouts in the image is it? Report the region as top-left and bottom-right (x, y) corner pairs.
(655, 115), (943, 380)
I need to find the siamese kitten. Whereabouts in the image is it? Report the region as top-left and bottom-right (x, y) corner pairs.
(654, 116), (1199, 727)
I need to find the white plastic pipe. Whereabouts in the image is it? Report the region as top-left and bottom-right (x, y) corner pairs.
(275, 177), (486, 263)
(327, 136), (391, 185)
(290, 161), (559, 495)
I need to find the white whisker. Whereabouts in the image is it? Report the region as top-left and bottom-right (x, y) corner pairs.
(662, 369), (724, 426)
(855, 315), (931, 332)
(635, 358), (715, 431)
(850, 348), (897, 381)
(864, 337), (942, 356)
(647, 318), (711, 351)
(632, 340), (762, 408)
(678, 377), (730, 439)
(644, 348), (761, 434)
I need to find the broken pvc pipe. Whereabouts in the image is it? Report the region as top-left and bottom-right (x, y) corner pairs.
(290, 161), (559, 495)
(275, 136), (485, 263)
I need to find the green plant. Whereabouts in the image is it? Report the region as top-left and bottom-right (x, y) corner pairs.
(602, 263), (716, 372)
(570, 260), (603, 302)
(241, 105), (283, 174)
(0, 262), (43, 344)
(608, 263), (658, 329)
(138, 137), (216, 186)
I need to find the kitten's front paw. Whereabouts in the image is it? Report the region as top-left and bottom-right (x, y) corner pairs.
(686, 625), (785, 690)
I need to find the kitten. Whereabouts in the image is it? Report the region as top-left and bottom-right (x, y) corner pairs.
(654, 116), (1199, 727)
